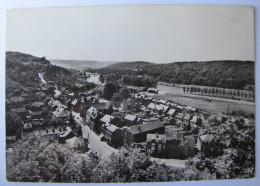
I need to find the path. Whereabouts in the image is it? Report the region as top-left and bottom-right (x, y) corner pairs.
(151, 157), (186, 168)
(38, 73), (46, 84)
(72, 112), (117, 159)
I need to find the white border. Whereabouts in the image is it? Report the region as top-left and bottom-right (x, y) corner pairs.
(0, 0), (259, 186)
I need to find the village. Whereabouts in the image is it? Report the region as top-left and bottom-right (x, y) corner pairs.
(6, 71), (254, 166)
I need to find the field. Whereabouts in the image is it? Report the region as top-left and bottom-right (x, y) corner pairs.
(150, 93), (255, 115)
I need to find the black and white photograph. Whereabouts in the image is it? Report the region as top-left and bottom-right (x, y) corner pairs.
(4, 4), (256, 183)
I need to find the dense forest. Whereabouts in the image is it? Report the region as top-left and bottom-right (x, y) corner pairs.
(93, 60), (255, 90)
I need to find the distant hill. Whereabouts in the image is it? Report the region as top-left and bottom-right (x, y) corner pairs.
(98, 60), (255, 90)
(106, 61), (153, 70)
(50, 59), (118, 69)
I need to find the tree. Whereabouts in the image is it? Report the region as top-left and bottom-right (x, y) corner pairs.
(119, 86), (131, 99)
(103, 83), (117, 100)
(6, 112), (23, 137)
(90, 147), (171, 182)
(99, 75), (105, 83)
(6, 133), (95, 183)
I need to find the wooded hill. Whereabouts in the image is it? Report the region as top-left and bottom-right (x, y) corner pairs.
(6, 51), (71, 95)
(97, 60), (255, 90)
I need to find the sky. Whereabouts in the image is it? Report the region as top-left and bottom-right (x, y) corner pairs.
(6, 5), (255, 63)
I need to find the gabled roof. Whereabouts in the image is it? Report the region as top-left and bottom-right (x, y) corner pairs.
(167, 109), (176, 115)
(59, 127), (75, 138)
(100, 114), (114, 123)
(124, 114), (137, 121)
(158, 99), (167, 105)
(23, 122), (33, 129)
(129, 120), (164, 135)
(31, 111), (42, 116)
(71, 99), (78, 106)
(190, 116), (200, 123)
(32, 102), (45, 108)
(36, 91), (46, 96)
(183, 114), (191, 121)
(175, 113), (184, 119)
(10, 108), (27, 113)
(199, 134), (214, 143)
(10, 96), (24, 103)
(53, 108), (69, 118)
(92, 102), (112, 110)
(156, 104), (169, 111)
(104, 123), (119, 133)
(148, 102), (156, 109)
(147, 134), (166, 143)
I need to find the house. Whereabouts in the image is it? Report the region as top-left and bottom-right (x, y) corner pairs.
(92, 102), (113, 115)
(147, 88), (158, 94)
(71, 99), (79, 111)
(52, 108), (70, 122)
(190, 116), (202, 129)
(30, 111), (42, 119)
(167, 109), (177, 118)
(31, 101), (45, 111)
(9, 96), (24, 107)
(23, 122), (33, 132)
(10, 108), (27, 120)
(58, 127), (76, 143)
(120, 98), (137, 112)
(147, 103), (170, 116)
(71, 98), (87, 118)
(32, 120), (43, 130)
(155, 104), (169, 116)
(35, 91), (46, 100)
(181, 136), (196, 157)
(101, 123), (123, 148)
(86, 106), (103, 133)
(123, 120), (165, 145)
(123, 114), (141, 126)
(157, 99), (167, 105)
(164, 133), (196, 159)
(66, 137), (88, 152)
(146, 134), (166, 155)
(197, 134), (221, 156)
(184, 106), (197, 113)
(100, 114), (114, 125)
(174, 105), (183, 112)
(182, 114), (192, 130)
(175, 113), (184, 126)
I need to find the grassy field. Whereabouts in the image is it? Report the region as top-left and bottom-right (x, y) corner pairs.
(151, 93), (255, 115)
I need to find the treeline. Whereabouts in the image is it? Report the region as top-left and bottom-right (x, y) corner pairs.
(99, 60), (255, 90)
(183, 86), (255, 102)
(94, 68), (157, 87)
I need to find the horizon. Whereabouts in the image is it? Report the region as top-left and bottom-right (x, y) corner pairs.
(7, 50), (255, 65)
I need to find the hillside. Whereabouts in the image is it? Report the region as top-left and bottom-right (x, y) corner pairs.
(98, 60), (255, 90)
(6, 51), (71, 95)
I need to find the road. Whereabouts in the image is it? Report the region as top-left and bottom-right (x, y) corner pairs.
(72, 112), (117, 159)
